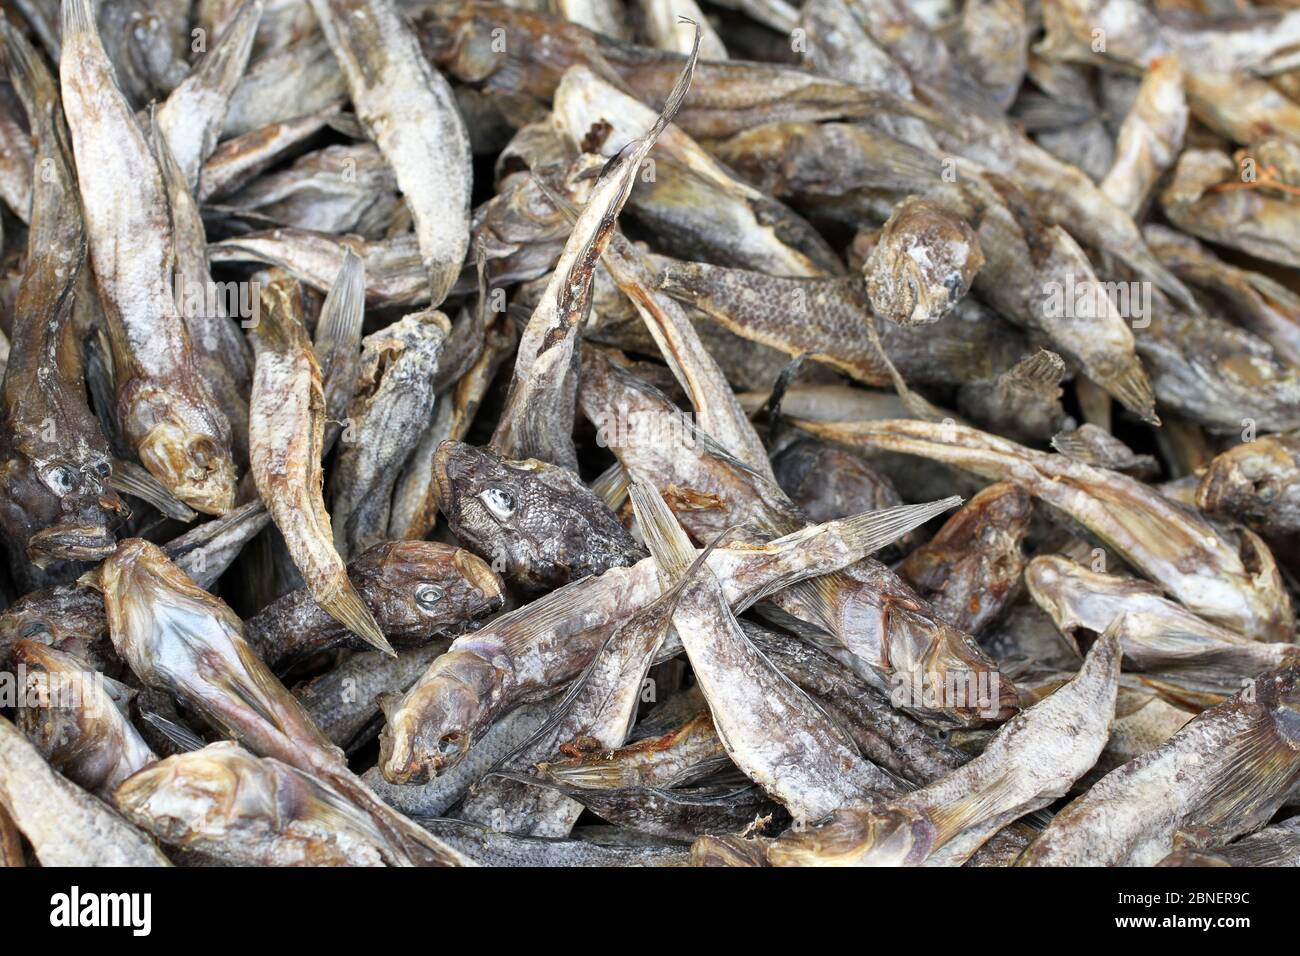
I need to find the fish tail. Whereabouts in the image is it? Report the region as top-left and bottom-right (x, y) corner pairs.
(1001, 349), (1066, 390)
(827, 496), (964, 557)
(1103, 360), (1160, 426)
(322, 582), (395, 657)
(315, 250), (366, 360)
(62, 0), (95, 37)
(629, 478), (697, 582)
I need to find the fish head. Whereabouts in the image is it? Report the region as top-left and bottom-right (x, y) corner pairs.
(125, 384), (237, 516)
(766, 807), (934, 866)
(0, 452), (125, 565)
(10, 639), (116, 773)
(0, 583), (116, 675)
(377, 649), (500, 783)
(348, 540), (504, 639)
(882, 600), (1021, 727)
(98, 538), (243, 683)
(1197, 438), (1300, 530)
(434, 440), (640, 590)
(113, 743), (255, 843)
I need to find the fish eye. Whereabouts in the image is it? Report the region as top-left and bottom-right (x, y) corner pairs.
(415, 584), (444, 610)
(41, 465), (77, 496)
(479, 486), (516, 519)
(94, 461), (112, 478)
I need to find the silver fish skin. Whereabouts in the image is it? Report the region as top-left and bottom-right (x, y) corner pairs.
(308, 0), (471, 305)
(414, 817), (690, 866)
(363, 702), (555, 818)
(223, 35), (347, 137)
(1020, 661), (1300, 867)
(295, 643), (448, 750)
(210, 230), (427, 307)
(148, 122), (254, 467)
(0, 714), (170, 866)
(200, 109), (338, 202)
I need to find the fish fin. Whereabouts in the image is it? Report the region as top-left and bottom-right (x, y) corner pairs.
(140, 711), (206, 753)
(108, 458), (198, 522)
(62, 0), (94, 36)
(1051, 424), (1154, 474)
(864, 312), (947, 421)
(590, 462), (629, 511)
(322, 583), (395, 657)
(537, 760), (636, 789)
(1102, 361), (1160, 427)
(314, 249), (366, 377)
(629, 478), (697, 582)
(496, 577), (612, 657)
(1000, 349), (1066, 391)
(772, 497), (963, 558)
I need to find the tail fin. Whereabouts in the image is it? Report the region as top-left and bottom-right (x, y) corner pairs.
(629, 478), (697, 583)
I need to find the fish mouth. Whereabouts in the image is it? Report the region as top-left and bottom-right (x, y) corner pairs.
(430, 441), (461, 516)
(452, 550), (505, 606)
(137, 426), (237, 516)
(26, 523), (117, 564)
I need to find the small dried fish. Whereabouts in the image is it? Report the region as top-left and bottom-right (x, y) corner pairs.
(329, 309), (448, 559)
(898, 481), (1031, 636)
(308, 0), (471, 304)
(0, 715), (170, 866)
(1020, 661), (1300, 866)
(433, 441), (642, 593)
(767, 630), (1120, 866)
(1197, 433), (1300, 536)
(797, 418), (1294, 642)
(12, 640), (156, 799)
(96, 538), (472, 867)
(116, 742), (417, 866)
(248, 275), (389, 654)
(246, 540), (502, 670)
(1027, 555), (1299, 703)
(0, 16), (126, 566)
(60, 0), (237, 515)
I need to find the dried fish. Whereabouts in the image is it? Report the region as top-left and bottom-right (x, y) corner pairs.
(797, 418), (1293, 642)
(1020, 661), (1300, 866)
(0, 16), (126, 566)
(248, 275), (389, 654)
(61, 0), (237, 515)
(246, 540), (502, 670)
(309, 0), (471, 304)
(0, 715), (170, 866)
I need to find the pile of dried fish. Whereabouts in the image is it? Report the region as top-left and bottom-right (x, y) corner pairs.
(2, 0), (1300, 869)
